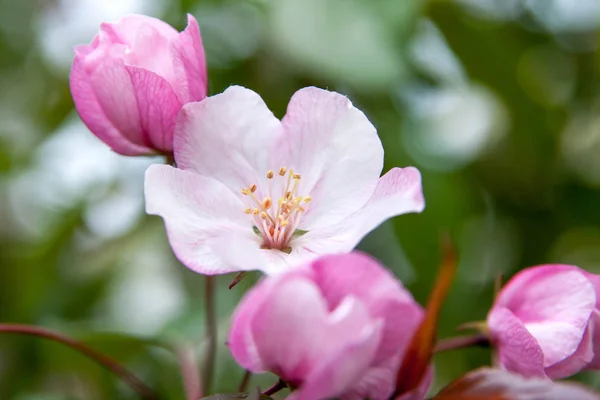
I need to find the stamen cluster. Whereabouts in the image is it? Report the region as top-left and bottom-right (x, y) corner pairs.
(241, 167), (311, 251)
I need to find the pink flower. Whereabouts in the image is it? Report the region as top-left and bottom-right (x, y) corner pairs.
(227, 252), (427, 400)
(581, 270), (600, 371)
(487, 264), (598, 379)
(70, 14), (207, 156)
(144, 86), (425, 275)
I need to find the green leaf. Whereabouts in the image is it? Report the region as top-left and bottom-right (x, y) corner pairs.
(291, 229), (308, 238)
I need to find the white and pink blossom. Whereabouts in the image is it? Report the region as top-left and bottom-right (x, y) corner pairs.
(145, 86), (424, 274)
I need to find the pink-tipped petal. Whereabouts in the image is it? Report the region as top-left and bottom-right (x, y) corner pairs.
(145, 164), (258, 275)
(171, 14), (207, 103)
(309, 252), (423, 363)
(487, 307), (546, 378)
(297, 167), (424, 256)
(496, 265), (596, 367)
(174, 86), (281, 192)
(291, 321), (382, 400)
(125, 66), (182, 152)
(88, 57), (146, 147)
(228, 276), (283, 372)
(587, 310), (600, 369)
(70, 57), (153, 155)
(250, 277), (377, 384)
(545, 321), (594, 379)
(109, 14), (179, 43)
(278, 87), (384, 230)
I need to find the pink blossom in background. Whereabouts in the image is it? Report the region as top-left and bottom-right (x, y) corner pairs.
(70, 14), (207, 156)
(487, 264), (598, 379)
(227, 252), (429, 400)
(581, 270), (600, 370)
(145, 85), (425, 275)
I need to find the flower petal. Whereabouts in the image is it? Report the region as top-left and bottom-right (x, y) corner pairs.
(174, 86), (281, 193)
(289, 314), (382, 400)
(87, 57), (147, 147)
(125, 66), (182, 152)
(144, 164), (258, 274)
(487, 306), (546, 378)
(309, 252), (423, 364)
(171, 14), (207, 103)
(496, 265), (596, 367)
(249, 277), (377, 385)
(104, 15), (179, 81)
(277, 87), (384, 230)
(70, 57), (152, 155)
(227, 274), (285, 372)
(545, 321), (594, 379)
(586, 309), (600, 369)
(296, 167), (424, 255)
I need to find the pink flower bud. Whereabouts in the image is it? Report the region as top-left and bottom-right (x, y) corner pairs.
(487, 264), (598, 379)
(70, 14), (207, 156)
(227, 252), (428, 400)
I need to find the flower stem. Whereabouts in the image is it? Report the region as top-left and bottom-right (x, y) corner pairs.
(434, 333), (489, 353)
(0, 324), (159, 400)
(202, 276), (217, 394)
(177, 344), (202, 400)
(237, 370), (252, 392)
(263, 379), (287, 396)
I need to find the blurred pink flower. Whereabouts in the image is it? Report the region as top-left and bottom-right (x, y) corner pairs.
(144, 86), (425, 275)
(70, 14), (207, 156)
(227, 252), (428, 400)
(487, 264), (598, 379)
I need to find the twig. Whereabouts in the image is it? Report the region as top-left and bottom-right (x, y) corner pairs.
(202, 276), (217, 394)
(238, 370), (252, 393)
(263, 379), (287, 396)
(177, 344), (202, 400)
(434, 333), (489, 353)
(0, 324), (159, 400)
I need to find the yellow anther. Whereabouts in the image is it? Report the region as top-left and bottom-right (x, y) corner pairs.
(241, 188), (249, 195)
(243, 207), (252, 214)
(278, 167), (287, 176)
(252, 208), (260, 215)
(297, 206), (306, 212)
(249, 184), (257, 193)
(260, 212), (268, 220)
(266, 170), (275, 179)
(304, 196), (312, 203)
(292, 173), (301, 180)
(262, 197), (272, 209)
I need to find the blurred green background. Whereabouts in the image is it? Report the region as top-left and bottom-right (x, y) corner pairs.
(1, 0), (600, 398)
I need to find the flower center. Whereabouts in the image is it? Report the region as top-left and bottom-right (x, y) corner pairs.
(241, 167), (311, 252)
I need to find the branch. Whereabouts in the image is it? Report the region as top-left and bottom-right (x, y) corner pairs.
(434, 334), (490, 353)
(202, 276), (217, 394)
(0, 324), (159, 400)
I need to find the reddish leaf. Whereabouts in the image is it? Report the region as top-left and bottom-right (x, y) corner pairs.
(392, 235), (458, 398)
(432, 368), (600, 400)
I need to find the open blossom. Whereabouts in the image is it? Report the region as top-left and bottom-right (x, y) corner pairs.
(70, 14), (207, 156)
(487, 264), (600, 379)
(227, 252), (428, 400)
(145, 85), (424, 275)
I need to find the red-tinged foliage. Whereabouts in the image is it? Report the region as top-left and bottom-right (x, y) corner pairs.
(392, 236), (458, 399)
(432, 368), (600, 400)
